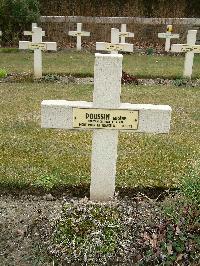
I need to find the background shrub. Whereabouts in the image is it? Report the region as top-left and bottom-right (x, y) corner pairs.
(0, 0), (40, 46)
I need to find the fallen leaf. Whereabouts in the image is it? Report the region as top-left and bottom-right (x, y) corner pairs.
(175, 225), (181, 235)
(167, 243), (173, 255)
(176, 253), (183, 262)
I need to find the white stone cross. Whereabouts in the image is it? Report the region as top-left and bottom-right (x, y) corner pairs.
(158, 24), (179, 52)
(120, 24), (134, 43)
(96, 28), (133, 54)
(171, 30), (200, 78)
(24, 23), (45, 37)
(41, 53), (172, 202)
(19, 26), (57, 79)
(68, 23), (90, 51)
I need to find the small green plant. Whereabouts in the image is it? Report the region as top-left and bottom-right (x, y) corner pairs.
(146, 47), (154, 55)
(173, 78), (187, 87)
(44, 74), (60, 82)
(0, 69), (7, 78)
(33, 174), (60, 190)
(180, 167), (200, 207)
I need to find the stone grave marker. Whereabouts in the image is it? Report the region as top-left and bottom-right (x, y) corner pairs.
(171, 30), (200, 78)
(41, 53), (172, 202)
(120, 24), (134, 43)
(24, 23), (45, 37)
(68, 23), (90, 51)
(19, 26), (57, 79)
(96, 28), (133, 54)
(158, 24), (179, 52)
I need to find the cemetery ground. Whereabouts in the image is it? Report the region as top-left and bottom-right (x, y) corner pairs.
(0, 51), (200, 265)
(0, 49), (200, 79)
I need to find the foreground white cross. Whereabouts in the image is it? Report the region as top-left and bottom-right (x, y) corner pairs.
(41, 54), (172, 201)
(171, 30), (200, 78)
(158, 25), (179, 52)
(120, 24), (134, 43)
(19, 26), (57, 79)
(68, 23), (90, 51)
(96, 28), (133, 54)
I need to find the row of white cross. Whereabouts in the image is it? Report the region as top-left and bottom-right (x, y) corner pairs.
(70, 23), (178, 52)
(0, 24), (176, 52)
(15, 23), (200, 79)
(69, 23), (134, 51)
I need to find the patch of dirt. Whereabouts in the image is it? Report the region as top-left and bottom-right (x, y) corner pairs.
(1, 72), (200, 87)
(0, 192), (161, 265)
(1, 188), (198, 265)
(0, 194), (62, 265)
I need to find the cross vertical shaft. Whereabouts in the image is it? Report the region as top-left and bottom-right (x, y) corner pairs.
(90, 54), (123, 201)
(165, 25), (172, 52)
(32, 27), (43, 78)
(184, 30), (197, 78)
(120, 24), (126, 43)
(111, 28), (120, 54)
(77, 23), (82, 50)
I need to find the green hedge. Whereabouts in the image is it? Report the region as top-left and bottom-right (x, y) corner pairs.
(0, 0), (40, 45)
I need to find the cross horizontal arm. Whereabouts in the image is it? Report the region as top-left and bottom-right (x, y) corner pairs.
(96, 42), (133, 52)
(68, 31), (90, 36)
(19, 41), (30, 49)
(24, 31), (45, 36)
(171, 44), (200, 53)
(158, 33), (179, 39)
(119, 32), (134, 38)
(41, 100), (171, 133)
(44, 42), (57, 51)
(24, 31), (32, 35)
(19, 41), (57, 51)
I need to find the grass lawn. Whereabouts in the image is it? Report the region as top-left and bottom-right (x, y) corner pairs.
(0, 82), (199, 190)
(0, 49), (200, 78)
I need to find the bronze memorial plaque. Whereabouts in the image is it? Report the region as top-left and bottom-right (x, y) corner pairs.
(73, 108), (139, 130)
